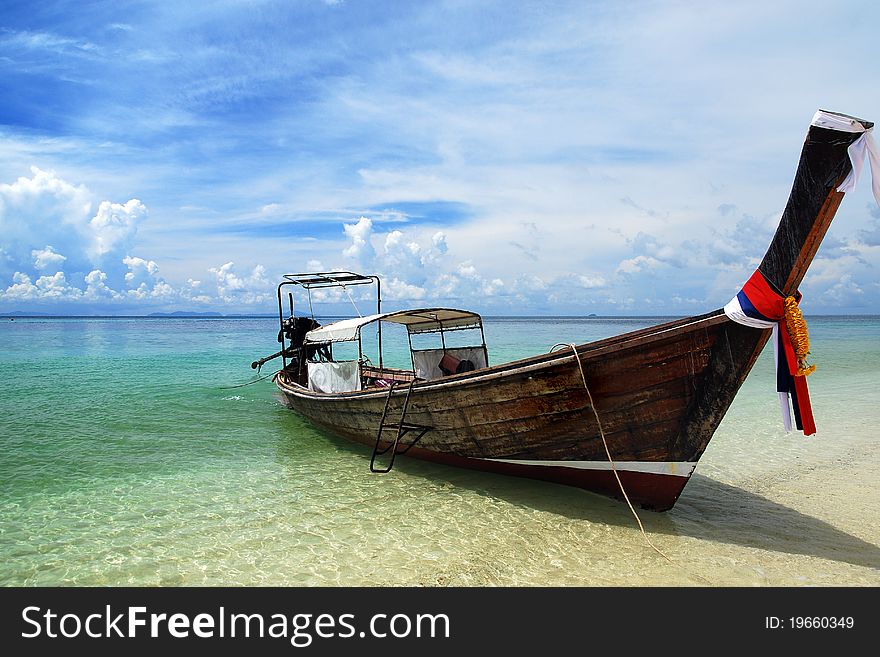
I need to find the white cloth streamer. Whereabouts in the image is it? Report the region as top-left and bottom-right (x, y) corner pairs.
(810, 109), (880, 206)
(837, 130), (880, 207)
(724, 294), (792, 432)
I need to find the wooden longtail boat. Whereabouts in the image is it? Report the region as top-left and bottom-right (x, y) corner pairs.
(257, 110), (875, 511)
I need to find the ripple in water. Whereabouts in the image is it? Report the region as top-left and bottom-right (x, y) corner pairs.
(1, 316), (878, 586)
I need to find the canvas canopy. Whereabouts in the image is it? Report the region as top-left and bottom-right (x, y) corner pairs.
(303, 308), (483, 344)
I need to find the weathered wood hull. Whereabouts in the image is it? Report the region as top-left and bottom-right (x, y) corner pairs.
(277, 311), (766, 510)
(274, 111), (872, 511)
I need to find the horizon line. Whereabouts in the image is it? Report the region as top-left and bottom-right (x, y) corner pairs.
(3, 312), (880, 320)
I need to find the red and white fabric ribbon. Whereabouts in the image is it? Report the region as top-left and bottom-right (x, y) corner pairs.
(724, 270), (816, 436)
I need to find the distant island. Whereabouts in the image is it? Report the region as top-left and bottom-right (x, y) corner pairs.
(147, 311), (224, 317)
(1, 310), (278, 318)
(2, 310), (54, 316)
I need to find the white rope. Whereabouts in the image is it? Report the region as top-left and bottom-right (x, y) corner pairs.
(553, 343), (673, 563)
(338, 282), (362, 318)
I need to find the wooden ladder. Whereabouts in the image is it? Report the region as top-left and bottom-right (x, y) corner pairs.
(370, 381), (432, 473)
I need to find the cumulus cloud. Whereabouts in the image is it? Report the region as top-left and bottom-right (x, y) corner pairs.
(382, 230), (423, 276)
(0, 167), (146, 283)
(0, 168), (271, 311)
(122, 255), (160, 287)
(616, 254), (663, 275)
(578, 275), (607, 289)
(427, 261), (506, 300)
(32, 245), (66, 271)
(90, 199), (147, 261)
(822, 274), (864, 305)
(457, 261), (478, 279)
(208, 261), (272, 305)
(340, 217), (457, 300)
(0, 167), (93, 277)
(342, 216), (376, 263)
(327, 218), (515, 305)
(2, 272), (39, 300)
(628, 232), (684, 268)
(95, 255), (172, 302)
(432, 232), (448, 255)
(615, 231), (690, 277)
(83, 269), (122, 301)
(385, 277), (426, 300)
(3, 162), (876, 314)
(2, 271), (82, 301)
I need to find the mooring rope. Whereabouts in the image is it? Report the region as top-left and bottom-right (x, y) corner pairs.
(338, 282), (362, 318)
(218, 369), (279, 389)
(552, 342), (673, 564)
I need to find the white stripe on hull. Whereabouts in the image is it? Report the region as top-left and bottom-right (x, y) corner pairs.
(481, 458), (697, 478)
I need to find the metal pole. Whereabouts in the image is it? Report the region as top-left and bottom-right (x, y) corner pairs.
(376, 277), (383, 370)
(276, 283), (287, 369)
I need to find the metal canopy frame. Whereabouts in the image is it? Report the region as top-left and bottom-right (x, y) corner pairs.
(277, 271), (382, 370)
(302, 307), (489, 376)
(276, 271), (488, 379)
(282, 271), (380, 289)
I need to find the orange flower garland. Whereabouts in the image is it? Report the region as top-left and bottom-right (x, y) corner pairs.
(784, 296), (816, 377)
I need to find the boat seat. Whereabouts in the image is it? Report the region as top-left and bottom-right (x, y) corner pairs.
(413, 348), (487, 380)
(361, 364), (416, 387)
(438, 353), (477, 375)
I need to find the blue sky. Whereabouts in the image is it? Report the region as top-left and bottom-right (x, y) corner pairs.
(1, 0), (878, 315)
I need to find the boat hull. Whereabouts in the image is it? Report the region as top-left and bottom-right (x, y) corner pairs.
(271, 111), (871, 511)
(276, 311), (767, 511)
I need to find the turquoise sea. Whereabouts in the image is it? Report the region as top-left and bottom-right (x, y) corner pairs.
(1, 315), (878, 586)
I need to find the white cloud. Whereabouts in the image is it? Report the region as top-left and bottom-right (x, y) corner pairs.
(2, 270), (85, 302)
(90, 199), (147, 261)
(0, 167), (93, 276)
(83, 269), (122, 301)
(822, 274), (865, 305)
(431, 231), (448, 255)
(117, 255), (181, 301)
(122, 255), (160, 286)
(385, 277), (426, 300)
(32, 245), (66, 271)
(2, 4), (879, 315)
(208, 261), (272, 305)
(457, 262), (478, 279)
(0, 167), (146, 281)
(342, 216), (375, 263)
(616, 255), (663, 275)
(482, 278), (504, 296)
(578, 275), (607, 289)
(2, 272), (39, 300)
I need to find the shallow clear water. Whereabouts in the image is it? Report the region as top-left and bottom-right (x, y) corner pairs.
(1, 316), (878, 586)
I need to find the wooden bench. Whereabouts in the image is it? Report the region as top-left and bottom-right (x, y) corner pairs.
(360, 364), (418, 387)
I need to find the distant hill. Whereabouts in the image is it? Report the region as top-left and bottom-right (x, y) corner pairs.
(2, 310), (54, 316)
(147, 311), (224, 317)
(2, 310), (287, 318)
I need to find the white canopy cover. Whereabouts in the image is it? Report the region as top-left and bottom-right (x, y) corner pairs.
(303, 308), (483, 344)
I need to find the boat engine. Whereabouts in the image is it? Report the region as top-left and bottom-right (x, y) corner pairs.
(279, 316), (322, 369)
(278, 316), (319, 348)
